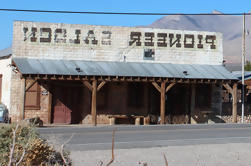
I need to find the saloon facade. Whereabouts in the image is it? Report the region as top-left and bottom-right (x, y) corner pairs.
(0, 21), (238, 125)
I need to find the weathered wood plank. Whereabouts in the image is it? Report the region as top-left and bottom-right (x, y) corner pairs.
(91, 80), (97, 126)
(25, 79), (37, 92)
(152, 82), (161, 93)
(97, 81), (106, 91)
(83, 81), (93, 92)
(135, 117), (141, 125)
(160, 82), (166, 124)
(223, 83), (233, 94)
(105, 76), (111, 81)
(48, 88), (52, 124)
(232, 83), (237, 123)
(190, 84), (196, 124)
(165, 83), (175, 93)
(66, 75), (72, 80)
(108, 115), (129, 118)
(109, 117), (115, 125)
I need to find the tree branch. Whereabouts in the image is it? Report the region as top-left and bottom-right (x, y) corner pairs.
(60, 134), (74, 166)
(16, 149), (26, 166)
(8, 124), (19, 166)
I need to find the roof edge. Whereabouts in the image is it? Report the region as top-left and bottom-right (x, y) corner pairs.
(0, 46), (12, 59)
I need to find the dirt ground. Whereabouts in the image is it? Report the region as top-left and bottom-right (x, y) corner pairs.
(70, 143), (251, 166)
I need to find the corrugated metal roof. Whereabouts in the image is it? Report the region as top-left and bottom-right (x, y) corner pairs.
(12, 58), (238, 80)
(232, 71), (251, 81)
(0, 46), (12, 58)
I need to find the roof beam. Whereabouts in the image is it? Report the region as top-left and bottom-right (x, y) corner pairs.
(19, 73), (236, 85)
(152, 82), (161, 93)
(165, 83), (175, 93)
(223, 83), (233, 94)
(97, 81), (106, 91)
(83, 81), (93, 91)
(25, 79), (37, 92)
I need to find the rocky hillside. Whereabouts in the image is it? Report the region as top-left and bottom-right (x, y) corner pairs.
(146, 10), (251, 65)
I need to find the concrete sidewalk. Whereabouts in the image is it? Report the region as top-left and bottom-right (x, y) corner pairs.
(71, 143), (251, 166)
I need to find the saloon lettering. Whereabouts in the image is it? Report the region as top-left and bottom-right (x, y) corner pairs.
(23, 27), (110, 45)
(23, 27), (217, 49)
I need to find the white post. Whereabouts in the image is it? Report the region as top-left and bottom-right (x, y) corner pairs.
(241, 13), (246, 123)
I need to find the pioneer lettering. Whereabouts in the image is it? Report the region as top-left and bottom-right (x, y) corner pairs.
(129, 32), (216, 49)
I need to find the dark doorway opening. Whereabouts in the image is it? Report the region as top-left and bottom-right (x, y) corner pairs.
(51, 81), (83, 124)
(149, 83), (190, 124)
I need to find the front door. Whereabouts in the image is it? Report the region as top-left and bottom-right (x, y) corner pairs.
(52, 86), (72, 124)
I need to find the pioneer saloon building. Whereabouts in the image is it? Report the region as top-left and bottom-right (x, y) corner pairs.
(0, 21), (238, 125)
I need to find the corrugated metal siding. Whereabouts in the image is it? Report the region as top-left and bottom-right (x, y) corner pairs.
(13, 58), (238, 80)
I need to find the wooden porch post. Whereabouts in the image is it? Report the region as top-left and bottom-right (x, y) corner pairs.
(232, 83), (238, 123)
(223, 83), (238, 123)
(83, 80), (106, 126)
(91, 80), (97, 126)
(48, 87), (52, 124)
(160, 82), (166, 124)
(152, 82), (175, 125)
(190, 84), (196, 124)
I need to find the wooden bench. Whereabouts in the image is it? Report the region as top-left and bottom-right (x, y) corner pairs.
(131, 115), (145, 125)
(108, 115), (150, 125)
(133, 116), (150, 125)
(108, 115), (130, 125)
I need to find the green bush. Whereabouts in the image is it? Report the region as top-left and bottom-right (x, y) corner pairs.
(0, 123), (71, 166)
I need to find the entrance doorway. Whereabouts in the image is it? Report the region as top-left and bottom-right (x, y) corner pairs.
(51, 81), (82, 124)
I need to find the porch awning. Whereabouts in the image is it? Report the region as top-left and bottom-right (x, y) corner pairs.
(232, 71), (251, 81)
(12, 57), (238, 81)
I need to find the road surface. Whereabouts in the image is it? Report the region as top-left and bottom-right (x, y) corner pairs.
(38, 123), (251, 151)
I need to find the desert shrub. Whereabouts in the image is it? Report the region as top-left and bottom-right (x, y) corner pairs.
(20, 137), (54, 165)
(0, 123), (71, 166)
(0, 124), (13, 164)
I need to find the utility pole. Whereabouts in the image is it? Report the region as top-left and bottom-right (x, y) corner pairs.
(241, 12), (246, 123)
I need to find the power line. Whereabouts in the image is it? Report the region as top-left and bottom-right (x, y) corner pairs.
(0, 8), (249, 16)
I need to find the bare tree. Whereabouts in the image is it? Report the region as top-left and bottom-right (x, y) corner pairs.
(8, 124), (19, 166)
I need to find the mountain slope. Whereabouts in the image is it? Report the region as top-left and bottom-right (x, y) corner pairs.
(146, 11), (251, 64)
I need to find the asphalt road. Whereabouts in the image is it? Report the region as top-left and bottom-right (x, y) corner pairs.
(38, 123), (251, 151)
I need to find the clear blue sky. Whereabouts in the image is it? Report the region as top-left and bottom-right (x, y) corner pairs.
(1, 0), (251, 50)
